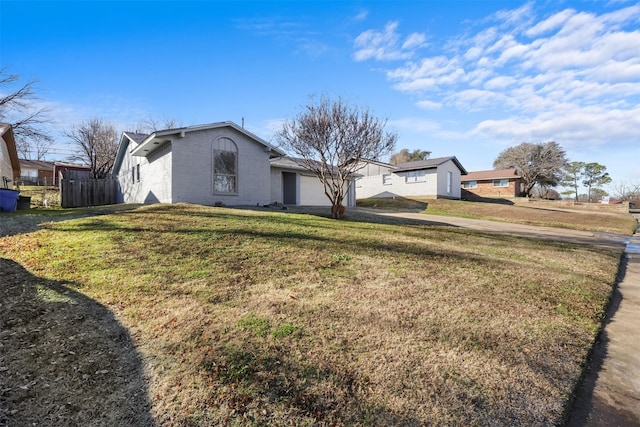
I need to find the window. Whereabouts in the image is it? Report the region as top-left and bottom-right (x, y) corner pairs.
(447, 171), (452, 194)
(382, 174), (392, 185)
(213, 137), (237, 194)
(136, 164), (140, 182)
(463, 181), (477, 189)
(131, 166), (135, 181)
(405, 170), (426, 183)
(493, 179), (509, 188)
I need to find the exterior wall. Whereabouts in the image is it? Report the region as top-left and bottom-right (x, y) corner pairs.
(116, 141), (173, 204)
(462, 179), (520, 198)
(171, 127), (271, 206)
(270, 169), (283, 204)
(435, 160), (462, 199)
(0, 136), (14, 184)
(356, 168), (441, 198)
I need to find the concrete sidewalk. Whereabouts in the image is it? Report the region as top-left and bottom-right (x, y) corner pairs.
(566, 228), (640, 426)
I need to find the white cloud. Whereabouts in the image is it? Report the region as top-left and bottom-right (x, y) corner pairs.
(526, 9), (576, 36)
(473, 104), (640, 147)
(353, 21), (426, 61)
(352, 2), (640, 180)
(353, 9), (369, 22)
(415, 100), (442, 110)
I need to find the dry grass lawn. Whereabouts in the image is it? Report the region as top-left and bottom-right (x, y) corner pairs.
(357, 197), (637, 235)
(0, 203), (625, 426)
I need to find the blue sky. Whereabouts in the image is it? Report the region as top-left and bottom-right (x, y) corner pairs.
(1, 0), (639, 191)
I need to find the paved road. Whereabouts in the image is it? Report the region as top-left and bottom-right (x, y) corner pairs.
(357, 209), (640, 426)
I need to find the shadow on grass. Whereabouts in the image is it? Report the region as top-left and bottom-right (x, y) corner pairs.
(0, 257), (154, 426)
(0, 204), (142, 238)
(459, 194), (516, 205)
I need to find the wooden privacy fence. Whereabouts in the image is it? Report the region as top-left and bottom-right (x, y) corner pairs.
(60, 170), (118, 208)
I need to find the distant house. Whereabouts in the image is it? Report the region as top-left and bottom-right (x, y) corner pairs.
(18, 160), (91, 186)
(53, 161), (91, 185)
(18, 159), (54, 185)
(355, 156), (467, 200)
(460, 168), (523, 199)
(112, 121), (353, 207)
(0, 123), (20, 188)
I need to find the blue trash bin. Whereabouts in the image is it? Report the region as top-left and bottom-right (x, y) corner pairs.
(0, 189), (19, 212)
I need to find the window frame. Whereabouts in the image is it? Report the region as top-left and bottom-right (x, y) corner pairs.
(212, 137), (238, 195)
(405, 170), (426, 183)
(463, 180), (477, 189)
(382, 174), (392, 185)
(493, 179), (509, 188)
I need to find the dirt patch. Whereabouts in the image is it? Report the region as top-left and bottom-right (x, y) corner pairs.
(0, 258), (154, 426)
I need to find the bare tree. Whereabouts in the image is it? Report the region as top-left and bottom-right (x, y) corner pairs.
(276, 96), (397, 218)
(0, 68), (53, 160)
(137, 116), (180, 134)
(65, 118), (119, 179)
(493, 141), (567, 197)
(611, 181), (640, 201)
(389, 148), (431, 165)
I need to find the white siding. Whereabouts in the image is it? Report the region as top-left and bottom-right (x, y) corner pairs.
(355, 159), (463, 200)
(436, 160), (462, 199)
(0, 136), (13, 183)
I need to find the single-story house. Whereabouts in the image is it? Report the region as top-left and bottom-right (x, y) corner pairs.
(53, 161), (91, 185)
(112, 121), (355, 207)
(355, 156), (467, 200)
(0, 123), (20, 188)
(18, 159), (54, 185)
(461, 168), (523, 198)
(18, 160), (91, 186)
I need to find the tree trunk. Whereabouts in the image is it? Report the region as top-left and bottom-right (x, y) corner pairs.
(331, 203), (345, 219)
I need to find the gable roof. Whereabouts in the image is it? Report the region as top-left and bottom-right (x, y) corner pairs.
(462, 168), (520, 181)
(129, 121), (285, 158)
(393, 156), (467, 175)
(19, 159), (55, 171)
(0, 123), (21, 178)
(269, 155), (362, 177)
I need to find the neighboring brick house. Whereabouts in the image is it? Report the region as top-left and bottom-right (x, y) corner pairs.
(461, 168), (523, 198)
(18, 160), (91, 186)
(18, 159), (55, 185)
(53, 161), (91, 185)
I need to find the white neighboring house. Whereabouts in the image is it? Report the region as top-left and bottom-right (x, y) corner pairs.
(355, 156), (467, 200)
(112, 121), (354, 207)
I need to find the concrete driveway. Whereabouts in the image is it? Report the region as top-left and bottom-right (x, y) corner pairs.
(357, 208), (640, 426)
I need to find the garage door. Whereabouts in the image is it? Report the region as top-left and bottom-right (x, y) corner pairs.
(299, 175), (331, 206)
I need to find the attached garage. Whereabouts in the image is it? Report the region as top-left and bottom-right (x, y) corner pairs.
(270, 156), (355, 207)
